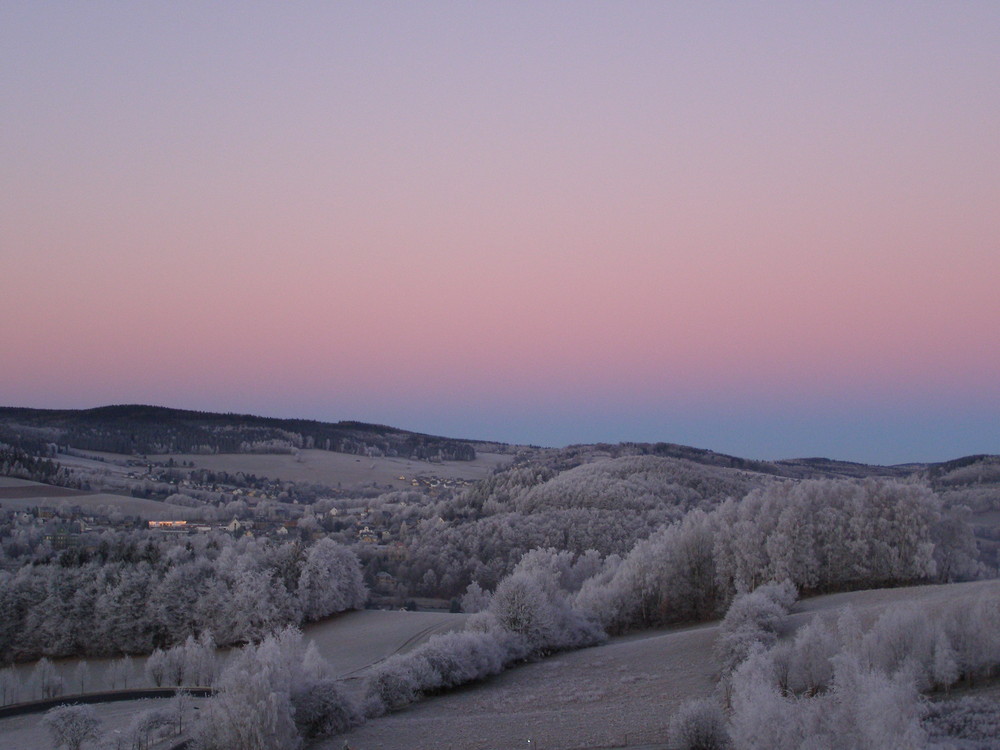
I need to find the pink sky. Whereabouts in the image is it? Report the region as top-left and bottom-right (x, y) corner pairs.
(2, 2), (998, 462)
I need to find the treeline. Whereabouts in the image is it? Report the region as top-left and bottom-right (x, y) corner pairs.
(0, 443), (61, 484)
(0, 535), (366, 662)
(349, 456), (984, 606)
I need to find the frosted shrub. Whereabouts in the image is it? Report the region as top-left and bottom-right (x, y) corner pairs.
(669, 698), (732, 750)
(826, 654), (927, 750)
(487, 566), (604, 657)
(730, 650), (927, 749)
(291, 679), (361, 738)
(715, 584), (795, 677)
(860, 604), (933, 683)
(418, 630), (507, 688)
(362, 628), (514, 716)
(729, 648), (809, 749)
(789, 617), (837, 695)
(364, 654), (421, 713)
(754, 580), (798, 612)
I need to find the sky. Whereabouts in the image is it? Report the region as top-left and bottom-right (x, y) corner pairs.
(2, 2), (998, 464)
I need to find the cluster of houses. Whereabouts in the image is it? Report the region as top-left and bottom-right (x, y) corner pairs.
(146, 517), (295, 536)
(404, 474), (477, 494)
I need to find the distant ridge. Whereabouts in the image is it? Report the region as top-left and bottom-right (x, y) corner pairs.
(0, 404), (992, 476)
(0, 404), (479, 460)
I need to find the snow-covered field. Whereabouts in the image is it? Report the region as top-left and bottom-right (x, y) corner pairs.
(145, 449), (510, 490)
(307, 609), (470, 681)
(51, 447), (512, 491)
(0, 477), (44, 488)
(331, 622), (719, 750)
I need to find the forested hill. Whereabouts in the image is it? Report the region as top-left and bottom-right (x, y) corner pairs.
(0, 404), (478, 460)
(528, 441), (923, 481)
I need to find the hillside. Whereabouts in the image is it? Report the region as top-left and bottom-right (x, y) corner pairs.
(329, 580), (1000, 750)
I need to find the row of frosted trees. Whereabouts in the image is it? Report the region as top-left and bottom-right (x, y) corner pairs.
(570, 479), (978, 633)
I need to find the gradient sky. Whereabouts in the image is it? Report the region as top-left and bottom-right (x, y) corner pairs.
(2, 2), (998, 464)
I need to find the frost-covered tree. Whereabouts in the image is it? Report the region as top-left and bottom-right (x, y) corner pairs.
(42, 704), (100, 750)
(824, 654), (927, 749)
(460, 581), (491, 613)
(932, 630), (959, 691)
(145, 647), (168, 687)
(119, 706), (174, 750)
(729, 649), (927, 749)
(297, 538), (366, 621)
(181, 631), (217, 686)
(31, 656), (64, 699)
(106, 655), (133, 690)
(0, 666), (19, 705)
(195, 628), (304, 750)
(194, 626), (347, 750)
(489, 572), (557, 653)
(71, 661), (90, 694)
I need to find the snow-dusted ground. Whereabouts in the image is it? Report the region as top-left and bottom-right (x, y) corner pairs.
(306, 609), (470, 681)
(331, 623), (720, 750)
(0, 477), (43, 488)
(788, 578), (1000, 631)
(329, 580), (1000, 750)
